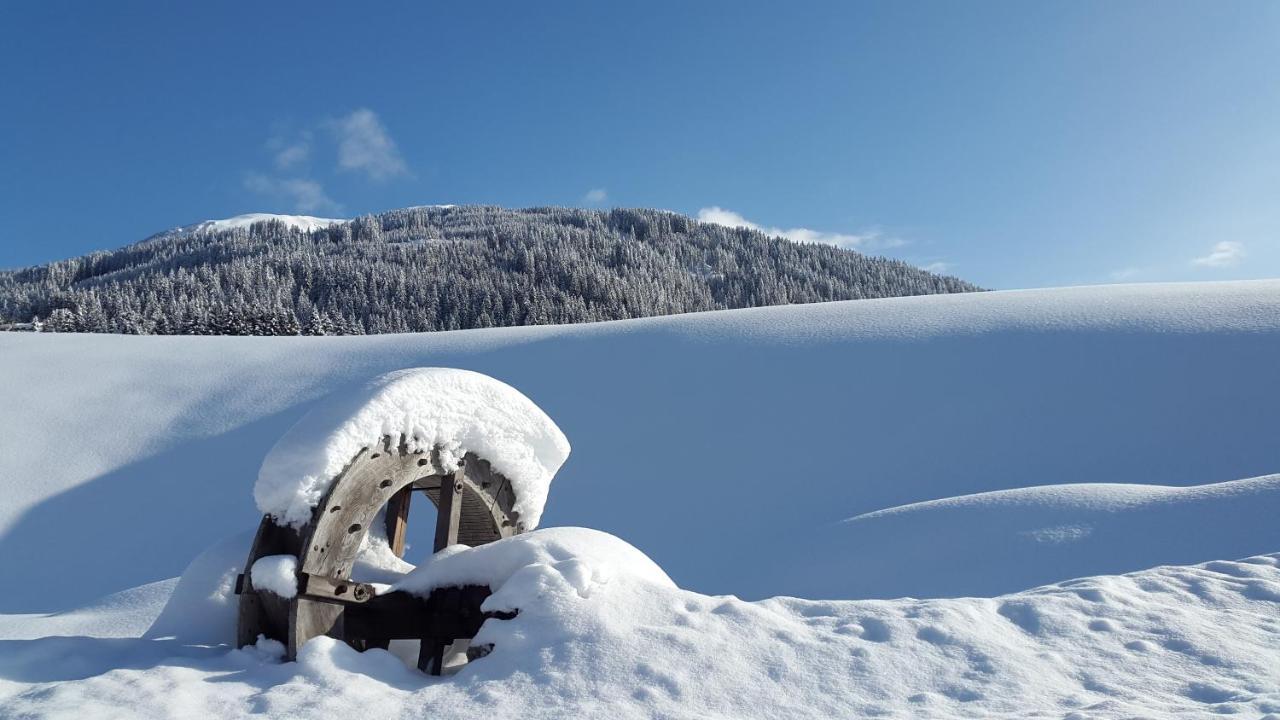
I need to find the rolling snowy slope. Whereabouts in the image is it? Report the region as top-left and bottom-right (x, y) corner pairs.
(1, 281), (1279, 613)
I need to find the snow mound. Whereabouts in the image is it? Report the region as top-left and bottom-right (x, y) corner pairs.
(250, 555), (298, 599)
(144, 530), (252, 644)
(256, 368), (571, 528)
(392, 526), (674, 599)
(3, 547), (1279, 718)
(200, 213), (345, 233)
(780, 474), (1280, 600)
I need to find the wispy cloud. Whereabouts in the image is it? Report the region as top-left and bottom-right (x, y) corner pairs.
(1109, 267), (1144, 281)
(243, 173), (342, 214)
(583, 188), (608, 204)
(921, 261), (950, 274)
(696, 206), (901, 250)
(268, 130), (312, 171)
(1192, 241), (1245, 268)
(332, 108), (409, 181)
(246, 109), (409, 214)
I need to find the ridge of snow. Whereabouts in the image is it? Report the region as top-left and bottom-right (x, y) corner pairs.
(255, 368), (571, 529)
(773, 474), (1280, 601)
(851, 474), (1280, 521)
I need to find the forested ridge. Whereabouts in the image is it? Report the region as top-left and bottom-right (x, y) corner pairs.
(0, 205), (980, 335)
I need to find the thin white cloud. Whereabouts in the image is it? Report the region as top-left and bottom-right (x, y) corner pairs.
(921, 261), (950, 274)
(269, 131), (312, 171)
(1192, 241), (1245, 268)
(1109, 267), (1143, 281)
(696, 206), (900, 250)
(332, 108), (409, 181)
(583, 188), (608, 204)
(244, 173), (342, 214)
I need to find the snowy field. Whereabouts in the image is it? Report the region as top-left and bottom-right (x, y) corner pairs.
(2, 280), (1279, 718)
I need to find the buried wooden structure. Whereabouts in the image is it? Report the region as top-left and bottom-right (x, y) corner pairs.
(235, 435), (526, 674)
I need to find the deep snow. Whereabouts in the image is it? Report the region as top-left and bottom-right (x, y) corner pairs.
(2, 540), (1278, 719)
(1, 280), (1279, 718)
(1, 281), (1278, 610)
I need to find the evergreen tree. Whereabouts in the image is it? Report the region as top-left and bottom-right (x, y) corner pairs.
(0, 206), (981, 336)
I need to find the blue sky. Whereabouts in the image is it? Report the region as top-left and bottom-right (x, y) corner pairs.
(1, 1), (1277, 289)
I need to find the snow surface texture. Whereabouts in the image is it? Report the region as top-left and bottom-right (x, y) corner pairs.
(1, 281), (1279, 611)
(249, 555), (298, 599)
(255, 368), (571, 528)
(1, 532), (1278, 718)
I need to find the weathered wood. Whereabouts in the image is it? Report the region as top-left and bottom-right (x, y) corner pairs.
(290, 596), (344, 656)
(236, 515), (303, 649)
(238, 435), (531, 663)
(342, 585), (497, 641)
(300, 573), (375, 604)
(299, 445), (423, 580)
(434, 470), (464, 552)
(385, 486), (412, 558)
(419, 638), (447, 675)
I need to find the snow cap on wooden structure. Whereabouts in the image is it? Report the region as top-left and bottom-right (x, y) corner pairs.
(255, 368), (571, 529)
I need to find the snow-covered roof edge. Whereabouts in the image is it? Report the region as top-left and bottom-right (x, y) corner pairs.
(255, 368), (571, 528)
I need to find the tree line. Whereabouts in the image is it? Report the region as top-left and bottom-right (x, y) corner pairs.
(0, 206), (980, 335)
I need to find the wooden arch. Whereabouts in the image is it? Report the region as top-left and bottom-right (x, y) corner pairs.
(236, 435), (527, 669)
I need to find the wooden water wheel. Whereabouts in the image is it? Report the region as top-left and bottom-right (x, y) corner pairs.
(235, 434), (526, 673)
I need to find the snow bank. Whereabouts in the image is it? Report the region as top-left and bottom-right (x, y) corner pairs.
(392, 527), (674, 599)
(255, 368), (571, 528)
(3, 547), (1278, 718)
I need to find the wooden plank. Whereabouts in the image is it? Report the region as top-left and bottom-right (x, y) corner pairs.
(434, 470), (464, 552)
(300, 573), (376, 604)
(290, 596), (345, 658)
(236, 515), (303, 649)
(419, 638), (446, 675)
(384, 486), (412, 558)
(299, 446), (420, 580)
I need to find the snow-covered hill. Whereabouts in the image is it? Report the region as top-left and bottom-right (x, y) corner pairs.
(166, 212), (347, 235)
(1, 280), (1278, 612)
(1, 280), (1278, 718)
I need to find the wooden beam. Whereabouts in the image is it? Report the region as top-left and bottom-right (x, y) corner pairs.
(385, 486), (412, 558)
(419, 638), (447, 676)
(434, 470), (464, 552)
(300, 573), (376, 604)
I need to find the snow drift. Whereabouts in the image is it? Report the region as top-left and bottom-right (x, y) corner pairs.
(2, 532), (1278, 718)
(784, 474), (1280, 600)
